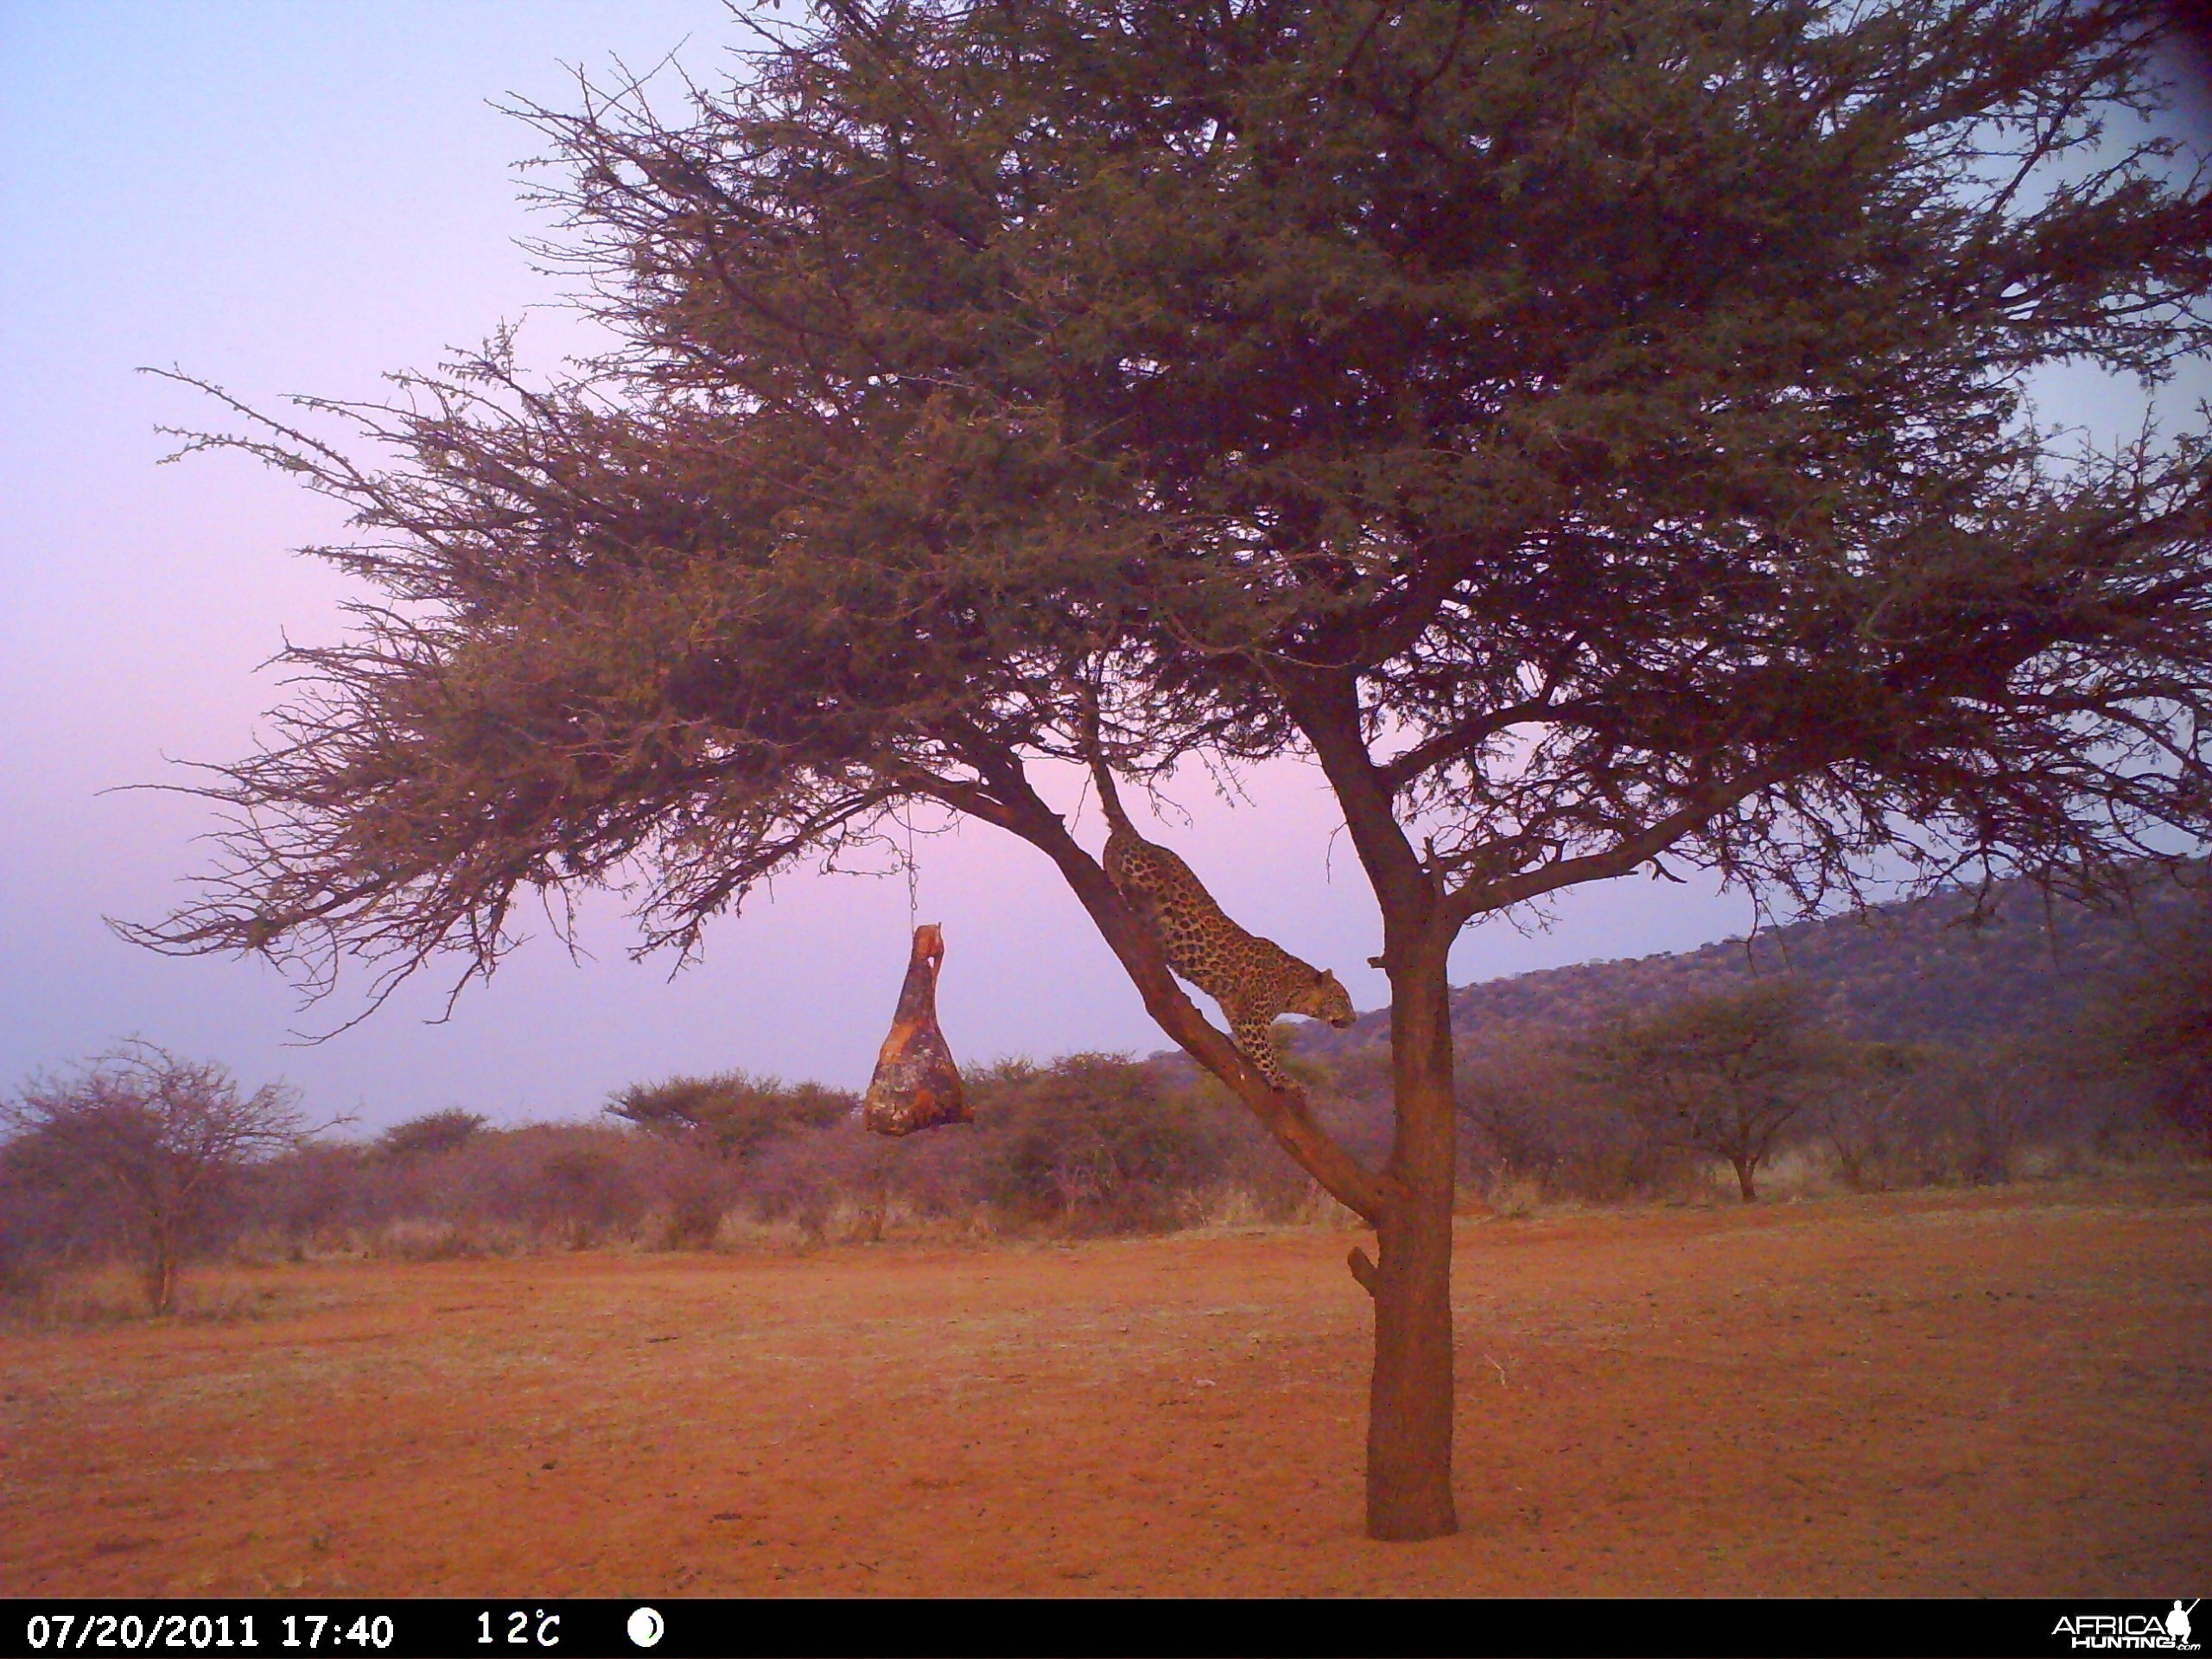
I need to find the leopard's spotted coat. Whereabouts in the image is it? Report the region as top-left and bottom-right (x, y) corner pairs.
(1090, 757), (1357, 1090)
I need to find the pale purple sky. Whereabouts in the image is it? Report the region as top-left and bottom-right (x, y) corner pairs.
(1, 3), (2202, 1132)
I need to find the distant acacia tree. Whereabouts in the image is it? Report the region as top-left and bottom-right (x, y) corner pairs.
(2, 1046), (319, 1313)
(606, 1071), (856, 1156)
(1815, 1039), (1936, 1191)
(378, 1108), (487, 1161)
(1592, 984), (1833, 1201)
(2091, 904), (2212, 1156)
(130, 3), (2212, 1537)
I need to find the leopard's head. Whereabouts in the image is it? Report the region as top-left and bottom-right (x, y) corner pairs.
(1300, 968), (1357, 1028)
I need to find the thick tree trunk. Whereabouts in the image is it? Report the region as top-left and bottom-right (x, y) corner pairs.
(972, 731), (1454, 1539)
(1362, 945), (1459, 1541)
(1363, 1193), (1458, 1538)
(1733, 1156), (1758, 1203)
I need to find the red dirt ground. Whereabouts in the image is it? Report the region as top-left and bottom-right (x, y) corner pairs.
(3, 1174), (2207, 1596)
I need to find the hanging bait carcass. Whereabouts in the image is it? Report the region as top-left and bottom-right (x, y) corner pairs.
(861, 923), (969, 1135)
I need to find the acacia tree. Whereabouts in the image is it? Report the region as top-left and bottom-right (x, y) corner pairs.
(1816, 1038), (1936, 1189)
(3, 1046), (314, 1314)
(1592, 982), (1832, 1200)
(132, 2), (2212, 1538)
(605, 1071), (858, 1155)
(378, 1108), (489, 1161)
(2088, 895), (2212, 1154)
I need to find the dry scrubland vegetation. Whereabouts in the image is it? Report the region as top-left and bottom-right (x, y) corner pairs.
(0, 1017), (2201, 1308)
(0, 1055), (1341, 1312)
(5, 871), (2212, 1312)
(3, 883), (2209, 1595)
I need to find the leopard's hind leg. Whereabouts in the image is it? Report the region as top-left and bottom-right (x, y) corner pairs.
(1226, 1003), (1297, 1092)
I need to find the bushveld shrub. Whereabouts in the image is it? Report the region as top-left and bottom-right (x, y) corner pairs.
(244, 1141), (370, 1254)
(732, 1054), (1321, 1238)
(963, 1055), (1235, 1232)
(602, 1071), (858, 1243)
(1450, 1027), (1697, 1205)
(378, 1109), (486, 1160)
(1581, 985), (1837, 1203)
(1, 1046), (315, 1313)
(2076, 908), (2212, 1160)
(1, 1125), (67, 1291)
(7, 1014), (2196, 1290)
(233, 1119), (739, 1256)
(1443, 1012), (2182, 1207)
(607, 1071), (855, 1154)
(0, 1173), (61, 1299)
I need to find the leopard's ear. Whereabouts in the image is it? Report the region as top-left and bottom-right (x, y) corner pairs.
(1316, 969), (1340, 988)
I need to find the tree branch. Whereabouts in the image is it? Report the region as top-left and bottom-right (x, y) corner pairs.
(957, 739), (1392, 1224)
(1278, 669), (1433, 927)
(1380, 697), (1557, 792)
(1446, 766), (1788, 928)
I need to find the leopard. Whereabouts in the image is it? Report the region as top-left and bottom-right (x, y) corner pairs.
(1089, 753), (1357, 1090)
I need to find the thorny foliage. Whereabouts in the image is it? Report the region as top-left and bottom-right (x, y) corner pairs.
(3, 1045), (316, 1203)
(129, 2), (2212, 1053)
(0, 1045), (327, 1304)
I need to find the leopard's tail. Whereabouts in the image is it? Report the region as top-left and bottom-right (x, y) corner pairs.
(1088, 748), (1137, 838)
(1081, 694), (1137, 838)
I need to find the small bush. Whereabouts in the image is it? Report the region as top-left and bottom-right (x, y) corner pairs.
(378, 1109), (486, 1161)
(606, 1071), (855, 1154)
(1454, 1027), (1695, 1205)
(15, 1005), (2184, 1289)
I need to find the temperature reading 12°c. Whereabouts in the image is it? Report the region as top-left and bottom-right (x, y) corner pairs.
(479, 1610), (562, 1648)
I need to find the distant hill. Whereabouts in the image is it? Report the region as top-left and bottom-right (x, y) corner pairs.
(1299, 862), (2208, 1058)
